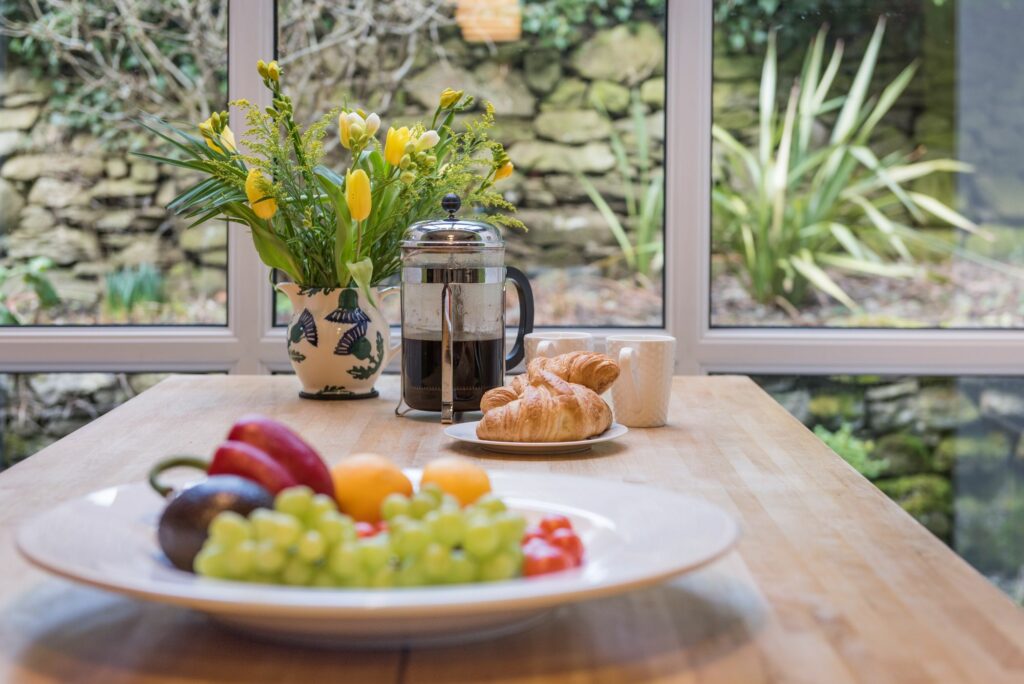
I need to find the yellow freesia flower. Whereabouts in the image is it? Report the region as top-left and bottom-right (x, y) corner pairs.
(439, 88), (463, 108)
(384, 126), (411, 166)
(494, 161), (514, 181)
(245, 168), (277, 220)
(199, 115), (236, 154)
(339, 112), (352, 149)
(415, 130), (440, 152)
(346, 168), (371, 222)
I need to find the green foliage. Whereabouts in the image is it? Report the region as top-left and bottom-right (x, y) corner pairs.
(713, 0), (946, 54)
(712, 20), (979, 310)
(577, 92), (663, 278)
(522, 0), (665, 49)
(104, 264), (165, 317)
(0, 257), (61, 325)
(1, 0), (226, 142)
(814, 423), (888, 479)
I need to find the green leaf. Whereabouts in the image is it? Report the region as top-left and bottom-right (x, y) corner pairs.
(577, 172), (635, 269)
(831, 18), (884, 144)
(818, 254), (917, 278)
(907, 191), (984, 235)
(346, 257), (375, 308)
(758, 32), (777, 166)
(790, 252), (859, 310)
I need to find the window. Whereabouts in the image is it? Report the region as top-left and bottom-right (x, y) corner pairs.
(753, 374), (1024, 603)
(710, 1), (1024, 329)
(1, 1), (228, 325)
(275, 0), (667, 328)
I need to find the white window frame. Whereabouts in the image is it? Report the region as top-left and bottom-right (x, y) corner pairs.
(1, 0), (1016, 379)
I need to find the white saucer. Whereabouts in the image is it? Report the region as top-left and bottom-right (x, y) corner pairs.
(17, 471), (738, 648)
(444, 421), (628, 455)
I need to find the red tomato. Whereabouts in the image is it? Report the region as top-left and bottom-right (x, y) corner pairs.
(521, 526), (547, 545)
(538, 514), (573, 536)
(547, 528), (584, 566)
(355, 521), (378, 538)
(522, 538), (575, 577)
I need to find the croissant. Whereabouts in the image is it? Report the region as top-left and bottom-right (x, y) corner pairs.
(477, 369), (612, 442)
(510, 351), (620, 395)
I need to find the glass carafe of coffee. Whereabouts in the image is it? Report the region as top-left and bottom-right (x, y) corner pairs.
(398, 194), (534, 423)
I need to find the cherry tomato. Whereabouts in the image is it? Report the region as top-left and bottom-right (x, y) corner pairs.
(521, 526), (547, 545)
(355, 521), (378, 538)
(522, 538), (575, 577)
(538, 514), (573, 536)
(547, 528), (584, 566)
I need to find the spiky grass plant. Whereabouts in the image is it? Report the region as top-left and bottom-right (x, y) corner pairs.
(712, 19), (981, 310)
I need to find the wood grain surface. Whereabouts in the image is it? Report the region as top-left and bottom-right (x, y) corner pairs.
(1, 374), (1022, 683)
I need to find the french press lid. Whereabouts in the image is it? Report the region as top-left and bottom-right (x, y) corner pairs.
(402, 194), (504, 251)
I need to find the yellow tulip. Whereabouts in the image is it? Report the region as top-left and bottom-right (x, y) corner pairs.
(245, 168), (277, 220)
(494, 161), (514, 181)
(346, 168), (371, 222)
(439, 88), (463, 108)
(384, 126), (411, 166)
(339, 113), (352, 149)
(219, 126), (237, 152)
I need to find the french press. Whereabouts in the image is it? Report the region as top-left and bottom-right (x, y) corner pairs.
(397, 194), (534, 423)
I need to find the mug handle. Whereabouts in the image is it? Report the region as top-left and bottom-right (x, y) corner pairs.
(505, 266), (534, 370)
(537, 340), (555, 358)
(617, 347), (640, 406)
(378, 286), (402, 365)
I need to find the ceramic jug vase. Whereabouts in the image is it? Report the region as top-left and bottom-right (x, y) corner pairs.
(277, 284), (400, 399)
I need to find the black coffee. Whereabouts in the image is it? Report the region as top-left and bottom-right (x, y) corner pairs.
(402, 336), (504, 411)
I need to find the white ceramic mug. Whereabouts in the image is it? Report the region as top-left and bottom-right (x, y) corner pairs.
(525, 331), (594, 365)
(606, 334), (676, 427)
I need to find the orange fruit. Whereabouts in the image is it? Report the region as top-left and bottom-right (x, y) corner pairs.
(420, 457), (491, 506)
(331, 453), (413, 523)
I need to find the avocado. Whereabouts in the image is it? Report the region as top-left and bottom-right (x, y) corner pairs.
(157, 475), (273, 571)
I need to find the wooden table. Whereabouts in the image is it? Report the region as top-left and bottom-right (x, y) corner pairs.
(1, 375), (1023, 683)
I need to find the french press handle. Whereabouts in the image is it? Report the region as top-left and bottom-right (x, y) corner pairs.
(505, 266), (534, 370)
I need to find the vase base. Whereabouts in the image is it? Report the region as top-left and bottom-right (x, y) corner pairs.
(299, 389), (379, 401)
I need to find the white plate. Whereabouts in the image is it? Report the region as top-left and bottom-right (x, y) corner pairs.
(445, 421), (629, 454)
(17, 471), (738, 648)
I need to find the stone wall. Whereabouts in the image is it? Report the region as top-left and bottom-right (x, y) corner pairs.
(293, 18), (666, 289)
(0, 68), (227, 324)
(758, 375), (1024, 602)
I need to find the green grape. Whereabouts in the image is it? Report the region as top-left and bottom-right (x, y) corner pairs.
(274, 486), (314, 519)
(297, 530), (327, 563)
(370, 565), (397, 588)
(448, 550), (478, 584)
(409, 492), (438, 519)
(309, 493), (337, 519)
(268, 512), (302, 548)
(341, 568), (371, 588)
(250, 508), (278, 541)
(310, 569), (337, 588)
(357, 536), (392, 572)
(208, 511), (252, 547)
(494, 512), (527, 546)
(328, 542), (360, 578)
(422, 543), (451, 580)
(479, 550), (520, 582)
(474, 494), (507, 515)
(397, 559), (427, 587)
(381, 493), (411, 521)
(464, 519), (500, 558)
(439, 494), (461, 512)
(394, 520), (430, 557)
(281, 556), (314, 586)
(223, 540), (256, 577)
(194, 543), (230, 578)
(315, 510), (355, 545)
(420, 482), (445, 504)
(254, 539), (287, 574)
(428, 508), (466, 548)
(249, 571), (280, 585)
